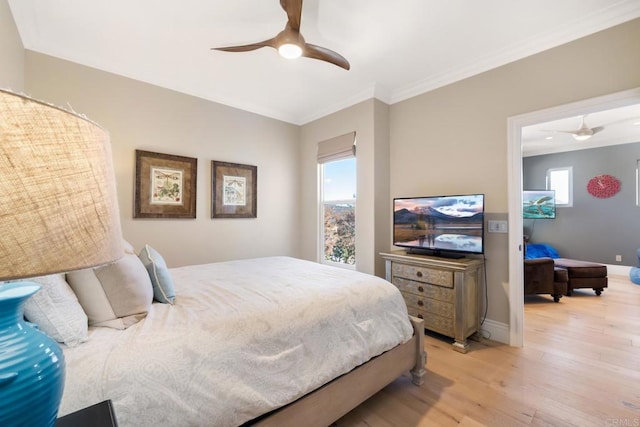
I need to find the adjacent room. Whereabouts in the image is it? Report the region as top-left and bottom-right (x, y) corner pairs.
(519, 105), (640, 408)
(1, 1), (640, 426)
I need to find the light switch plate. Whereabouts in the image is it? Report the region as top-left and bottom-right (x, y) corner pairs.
(488, 220), (508, 233)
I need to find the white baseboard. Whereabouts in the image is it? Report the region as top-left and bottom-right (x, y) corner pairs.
(606, 264), (631, 277)
(477, 318), (510, 345)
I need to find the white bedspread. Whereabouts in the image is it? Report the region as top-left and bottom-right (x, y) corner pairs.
(59, 256), (413, 426)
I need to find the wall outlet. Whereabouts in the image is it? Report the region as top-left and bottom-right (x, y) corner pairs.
(615, 255), (622, 262)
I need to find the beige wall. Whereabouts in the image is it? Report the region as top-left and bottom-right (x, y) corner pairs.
(8, 5), (640, 329)
(0, 0), (24, 91)
(390, 18), (640, 324)
(300, 99), (391, 275)
(25, 52), (301, 267)
(373, 100), (391, 277)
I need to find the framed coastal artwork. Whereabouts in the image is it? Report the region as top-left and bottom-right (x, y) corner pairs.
(134, 150), (197, 218)
(211, 161), (257, 218)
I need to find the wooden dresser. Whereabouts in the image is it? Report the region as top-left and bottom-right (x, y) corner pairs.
(381, 251), (484, 353)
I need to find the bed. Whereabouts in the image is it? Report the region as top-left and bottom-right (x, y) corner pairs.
(55, 255), (426, 426)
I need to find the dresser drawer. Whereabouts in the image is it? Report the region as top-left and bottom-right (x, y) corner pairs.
(402, 292), (454, 318)
(392, 263), (453, 288)
(382, 252), (482, 352)
(394, 277), (454, 303)
(407, 307), (454, 336)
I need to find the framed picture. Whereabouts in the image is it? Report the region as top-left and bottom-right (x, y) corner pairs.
(134, 150), (197, 218)
(211, 161), (257, 218)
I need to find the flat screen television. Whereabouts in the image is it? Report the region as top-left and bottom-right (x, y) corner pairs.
(522, 190), (556, 219)
(393, 194), (485, 258)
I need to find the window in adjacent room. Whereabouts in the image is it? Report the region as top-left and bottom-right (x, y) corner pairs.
(546, 166), (573, 207)
(318, 132), (356, 268)
(636, 159), (640, 206)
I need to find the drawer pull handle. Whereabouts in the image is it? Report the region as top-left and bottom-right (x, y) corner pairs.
(417, 300), (424, 307)
(417, 286), (424, 292)
(417, 314), (424, 319)
(416, 271), (423, 278)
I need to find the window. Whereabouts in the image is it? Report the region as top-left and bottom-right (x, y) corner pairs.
(317, 132), (356, 268)
(636, 160), (640, 206)
(546, 166), (572, 207)
(320, 157), (356, 267)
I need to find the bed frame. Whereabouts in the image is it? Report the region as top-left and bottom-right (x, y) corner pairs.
(252, 316), (426, 427)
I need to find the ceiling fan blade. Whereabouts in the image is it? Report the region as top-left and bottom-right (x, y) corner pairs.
(212, 38), (277, 53)
(212, 1), (351, 71)
(543, 122), (605, 136)
(280, 0), (302, 32)
(599, 116), (640, 127)
(303, 43), (350, 70)
(551, 130), (575, 134)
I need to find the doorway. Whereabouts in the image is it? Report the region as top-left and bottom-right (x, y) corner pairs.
(507, 87), (640, 346)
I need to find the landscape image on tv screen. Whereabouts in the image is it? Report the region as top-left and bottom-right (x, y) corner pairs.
(393, 194), (484, 254)
(522, 190), (556, 219)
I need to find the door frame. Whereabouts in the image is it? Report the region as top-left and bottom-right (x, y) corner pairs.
(507, 87), (640, 346)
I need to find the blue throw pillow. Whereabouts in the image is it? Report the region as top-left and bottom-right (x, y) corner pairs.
(525, 243), (560, 260)
(139, 244), (176, 304)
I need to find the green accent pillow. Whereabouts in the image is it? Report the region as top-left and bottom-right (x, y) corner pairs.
(139, 244), (176, 304)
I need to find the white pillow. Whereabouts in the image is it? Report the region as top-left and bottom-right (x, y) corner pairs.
(23, 274), (88, 347)
(67, 251), (153, 330)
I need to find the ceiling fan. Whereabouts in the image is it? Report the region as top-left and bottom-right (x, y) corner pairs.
(212, 0), (350, 70)
(548, 115), (604, 141)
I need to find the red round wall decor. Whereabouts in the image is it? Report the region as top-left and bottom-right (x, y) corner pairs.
(587, 174), (620, 198)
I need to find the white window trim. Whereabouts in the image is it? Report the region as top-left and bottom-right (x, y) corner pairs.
(318, 164), (326, 264)
(323, 259), (357, 271)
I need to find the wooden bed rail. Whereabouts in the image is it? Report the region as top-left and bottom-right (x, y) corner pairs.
(251, 316), (426, 427)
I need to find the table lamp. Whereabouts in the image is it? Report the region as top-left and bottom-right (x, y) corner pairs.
(0, 89), (123, 426)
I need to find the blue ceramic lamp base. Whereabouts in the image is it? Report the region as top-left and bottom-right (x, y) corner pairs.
(0, 282), (65, 427)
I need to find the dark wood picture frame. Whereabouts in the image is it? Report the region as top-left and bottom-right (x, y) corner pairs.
(134, 150), (197, 218)
(211, 161), (257, 218)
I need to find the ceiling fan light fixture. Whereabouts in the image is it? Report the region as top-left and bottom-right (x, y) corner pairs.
(278, 43), (302, 59)
(212, 0), (350, 70)
(572, 134), (592, 141)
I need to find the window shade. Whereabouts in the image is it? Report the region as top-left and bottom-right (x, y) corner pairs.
(317, 131), (356, 164)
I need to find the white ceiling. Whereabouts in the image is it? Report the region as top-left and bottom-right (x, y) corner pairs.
(522, 104), (640, 157)
(8, 0), (640, 125)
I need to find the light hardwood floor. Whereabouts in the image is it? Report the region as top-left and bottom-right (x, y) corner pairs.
(336, 274), (640, 427)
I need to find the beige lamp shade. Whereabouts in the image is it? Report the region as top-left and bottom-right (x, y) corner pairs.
(0, 89), (123, 281)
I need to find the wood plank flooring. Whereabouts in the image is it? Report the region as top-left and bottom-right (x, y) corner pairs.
(336, 274), (640, 426)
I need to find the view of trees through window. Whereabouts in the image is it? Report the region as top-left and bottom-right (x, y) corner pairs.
(321, 157), (356, 266)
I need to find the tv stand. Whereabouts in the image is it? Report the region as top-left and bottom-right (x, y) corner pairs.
(381, 251), (484, 353)
(406, 248), (465, 259)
